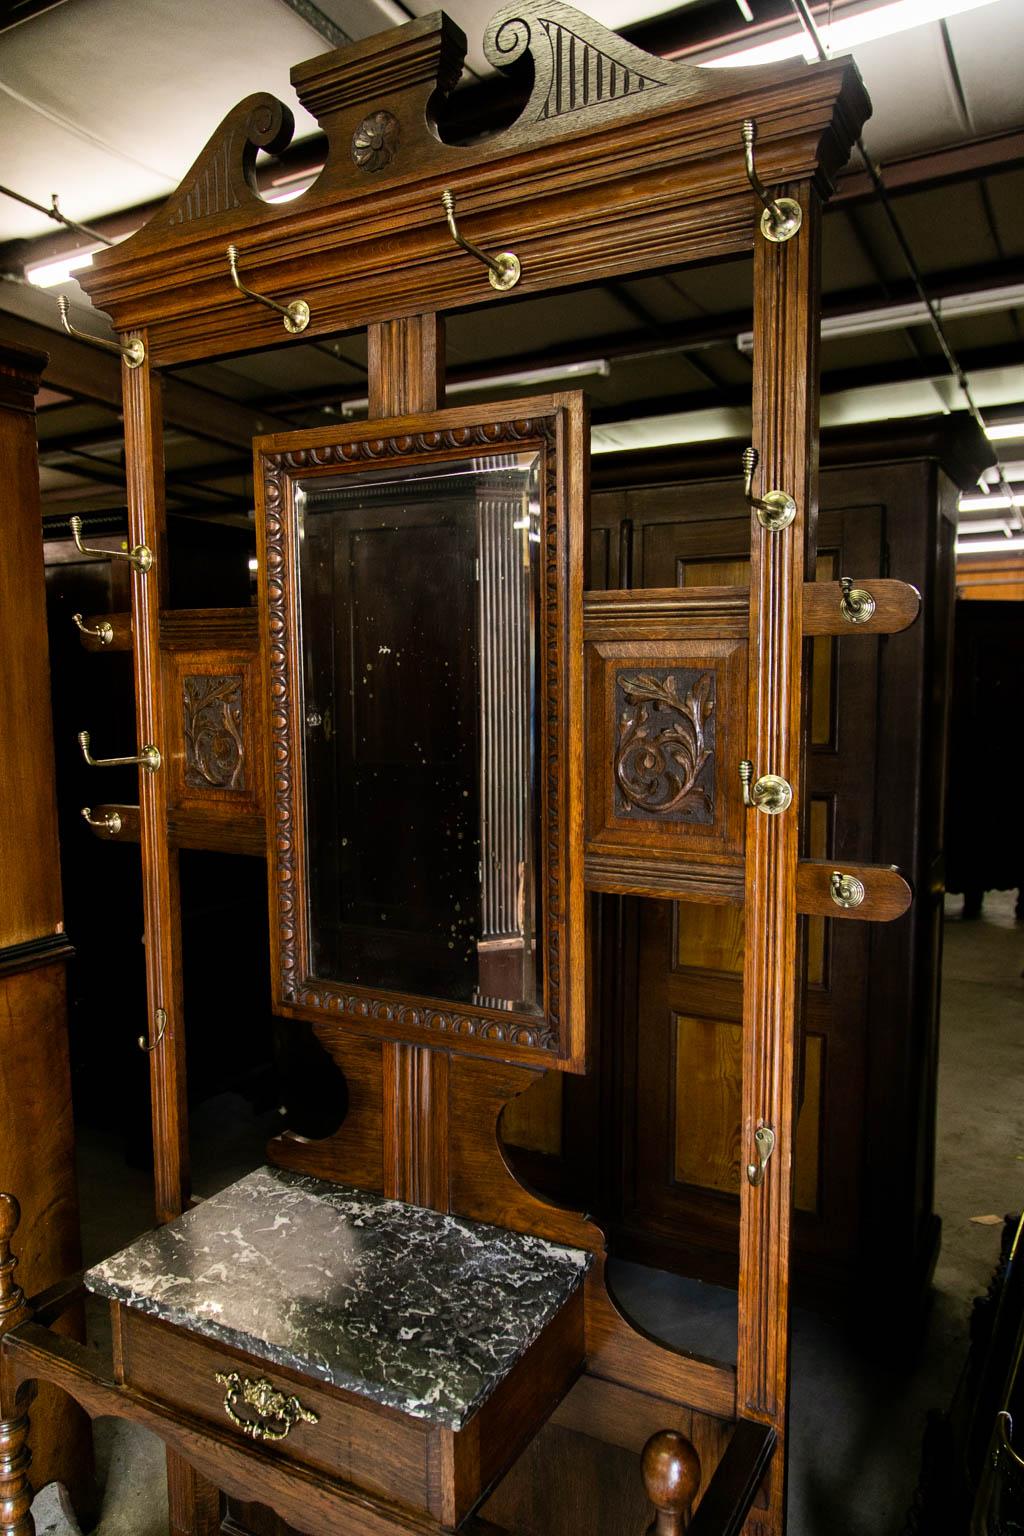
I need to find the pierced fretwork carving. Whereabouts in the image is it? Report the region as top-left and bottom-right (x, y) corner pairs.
(614, 669), (714, 824)
(183, 674), (245, 792)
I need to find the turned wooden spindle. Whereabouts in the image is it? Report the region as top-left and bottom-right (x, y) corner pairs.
(0, 1197), (26, 1333)
(0, 1193), (33, 1536)
(642, 1429), (701, 1534)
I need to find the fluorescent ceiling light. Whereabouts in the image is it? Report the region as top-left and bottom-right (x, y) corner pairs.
(955, 537), (1024, 554)
(340, 359), (610, 416)
(959, 494), (1024, 512)
(987, 421), (1024, 441)
(705, 0), (1000, 66)
(26, 250), (95, 288)
(736, 284), (1024, 352)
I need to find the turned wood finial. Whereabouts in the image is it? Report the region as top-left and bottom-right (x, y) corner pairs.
(0, 1193), (27, 1330)
(642, 1429), (701, 1534)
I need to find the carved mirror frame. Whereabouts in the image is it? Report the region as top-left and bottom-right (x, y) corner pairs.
(255, 393), (588, 1070)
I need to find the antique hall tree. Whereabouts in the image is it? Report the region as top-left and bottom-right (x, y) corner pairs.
(0, 6), (919, 1533)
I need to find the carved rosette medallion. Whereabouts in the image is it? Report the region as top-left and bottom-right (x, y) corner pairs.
(614, 669), (714, 824)
(263, 418), (562, 1052)
(351, 111), (399, 172)
(183, 674), (246, 791)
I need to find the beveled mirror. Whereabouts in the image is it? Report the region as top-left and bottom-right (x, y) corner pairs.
(255, 396), (587, 1069)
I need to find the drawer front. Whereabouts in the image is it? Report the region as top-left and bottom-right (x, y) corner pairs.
(116, 1305), (433, 1515)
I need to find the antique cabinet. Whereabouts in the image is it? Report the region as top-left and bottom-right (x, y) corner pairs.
(563, 415), (989, 1319)
(0, 11), (927, 1536)
(0, 344), (92, 1512)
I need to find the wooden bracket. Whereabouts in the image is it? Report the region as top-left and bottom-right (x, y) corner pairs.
(796, 859), (912, 922)
(802, 578), (920, 635)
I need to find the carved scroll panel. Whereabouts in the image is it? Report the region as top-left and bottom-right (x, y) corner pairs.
(160, 636), (265, 844)
(585, 633), (747, 900)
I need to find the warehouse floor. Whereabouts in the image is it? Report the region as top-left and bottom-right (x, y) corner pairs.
(31, 891), (1024, 1536)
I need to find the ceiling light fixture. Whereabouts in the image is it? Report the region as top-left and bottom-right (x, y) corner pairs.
(955, 536), (1024, 555)
(704, 0), (1000, 67)
(986, 421), (1024, 441)
(736, 283), (1024, 352)
(339, 358), (611, 417)
(958, 494), (1024, 513)
(25, 250), (96, 288)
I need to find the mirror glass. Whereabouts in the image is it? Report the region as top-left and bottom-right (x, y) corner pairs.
(296, 452), (544, 1015)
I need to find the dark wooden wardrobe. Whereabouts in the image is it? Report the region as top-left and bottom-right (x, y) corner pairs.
(506, 414), (991, 1320)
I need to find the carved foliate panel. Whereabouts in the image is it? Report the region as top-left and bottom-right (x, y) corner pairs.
(183, 674), (246, 792)
(160, 640), (264, 830)
(585, 626), (747, 900)
(613, 668), (715, 826)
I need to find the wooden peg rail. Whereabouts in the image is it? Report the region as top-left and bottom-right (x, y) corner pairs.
(796, 860), (911, 921)
(802, 578), (921, 635)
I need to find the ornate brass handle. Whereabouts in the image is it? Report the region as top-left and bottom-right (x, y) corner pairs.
(214, 1371), (319, 1443)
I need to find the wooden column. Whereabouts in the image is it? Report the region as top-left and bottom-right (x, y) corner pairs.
(0, 343), (92, 1513)
(367, 313), (454, 1217)
(123, 346), (212, 1533)
(122, 346), (189, 1226)
(737, 184), (820, 1536)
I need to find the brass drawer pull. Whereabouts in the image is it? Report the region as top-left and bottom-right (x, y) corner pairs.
(214, 1371), (319, 1443)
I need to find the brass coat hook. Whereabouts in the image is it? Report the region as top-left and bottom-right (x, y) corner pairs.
(138, 1007), (167, 1054)
(441, 190), (521, 292)
(831, 870), (866, 909)
(226, 245), (310, 333)
(56, 296), (145, 368)
(70, 516), (153, 575)
(739, 759), (793, 815)
(746, 1124), (776, 1187)
(740, 120), (802, 244)
(81, 806), (123, 836)
(78, 730), (161, 773)
(742, 448), (797, 532)
(72, 612), (114, 645)
(839, 576), (876, 624)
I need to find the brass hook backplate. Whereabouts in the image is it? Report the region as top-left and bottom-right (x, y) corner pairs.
(739, 761), (793, 815)
(741, 448), (797, 531)
(78, 731), (161, 773)
(830, 870), (865, 909)
(72, 612), (114, 645)
(839, 576), (876, 624)
(81, 806), (122, 836)
(227, 245), (310, 334)
(138, 1007), (167, 1054)
(747, 1125), (776, 1186)
(57, 295), (145, 367)
(740, 120), (803, 244)
(70, 516), (152, 575)
(441, 190), (521, 292)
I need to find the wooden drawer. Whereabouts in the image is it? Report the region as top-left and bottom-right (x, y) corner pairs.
(112, 1285), (584, 1528)
(113, 1304), (432, 1514)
